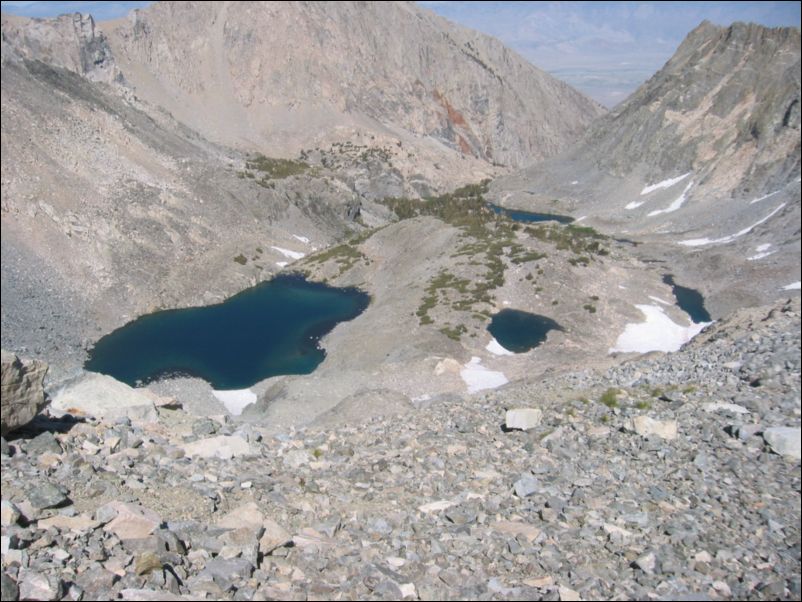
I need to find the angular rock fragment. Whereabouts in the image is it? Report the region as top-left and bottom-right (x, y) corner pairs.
(1, 350), (48, 436)
(18, 569), (62, 601)
(0, 501), (20, 527)
(505, 408), (543, 431)
(491, 521), (540, 542)
(630, 416), (678, 440)
(763, 427), (801, 460)
(27, 482), (69, 510)
(101, 502), (162, 540)
(513, 475), (539, 498)
(51, 373), (157, 423)
(259, 519), (292, 555)
(182, 435), (250, 460)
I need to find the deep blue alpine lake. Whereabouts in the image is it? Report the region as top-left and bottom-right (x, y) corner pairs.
(663, 274), (711, 323)
(488, 203), (574, 224)
(488, 309), (564, 353)
(85, 274), (370, 390)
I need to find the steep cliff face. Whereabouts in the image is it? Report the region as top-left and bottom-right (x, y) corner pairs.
(100, 1), (604, 170)
(1, 2), (606, 193)
(496, 21), (800, 203)
(581, 21), (800, 197)
(1, 12), (121, 83)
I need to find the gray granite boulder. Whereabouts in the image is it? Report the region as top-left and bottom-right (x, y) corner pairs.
(1, 349), (48, 435)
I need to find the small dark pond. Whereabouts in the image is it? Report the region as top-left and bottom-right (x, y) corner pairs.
(663, 274), (711, 323)
(85, 274), (370, 390)
(487, 203), (574, 224)
(488, 309), (564, 353)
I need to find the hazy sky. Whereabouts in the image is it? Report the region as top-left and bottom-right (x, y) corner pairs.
(0, 1), (150, 21)
(421, 1), (800, 106)
(2, 1), (799, 106)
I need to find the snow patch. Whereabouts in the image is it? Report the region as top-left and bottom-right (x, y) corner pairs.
(678, 203), (786, 247)
(575, 215), (587, 222)
(640, 172), (691, 195)
(610, 305), (709, 354)
(212, 389), (257, 416)
(782, 281), (801, 291)
(747, 244), (775, 261)
(276, 261), (288, 268)
(647, 180), (693, 217)
(460, 357), (508, 394)
(749, 190), (781, 205)
(486, 338), (514, 356)
(271, 246), (306, 260)
(648, 296), (672, 306)
(625, 200), (645, 210)
(292, 235), (310, 244)
(570, 180), (579, 185)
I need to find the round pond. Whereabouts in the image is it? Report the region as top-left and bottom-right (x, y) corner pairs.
(487, 309), (564, 353)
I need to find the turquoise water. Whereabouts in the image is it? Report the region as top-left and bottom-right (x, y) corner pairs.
(85, 275), (370, 389)
(487, 203), (574, 224)
(663, 274), (711, 323)
(488, 309), (564, 353)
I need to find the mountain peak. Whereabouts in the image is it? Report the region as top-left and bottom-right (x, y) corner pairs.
(581, 19), (799, 194)
(1, 10), (122, 84)
(99, 0), (604, 174)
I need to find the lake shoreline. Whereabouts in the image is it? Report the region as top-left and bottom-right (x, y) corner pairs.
(84, 274), (370, 390)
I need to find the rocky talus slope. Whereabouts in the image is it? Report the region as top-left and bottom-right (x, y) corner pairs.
(490, 21), (801, 316)
(1, 299), (798, 601)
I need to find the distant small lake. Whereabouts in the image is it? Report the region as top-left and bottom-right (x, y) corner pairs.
(488, 309), (564, 352)
(85, 275), (369, 390)
(663, 274), (711, 323)
(488, 203), (574, 224)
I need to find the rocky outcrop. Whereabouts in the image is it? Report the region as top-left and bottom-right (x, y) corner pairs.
(1, 12), (121, 84)
(50, 372), (159, 422)
(0, 349), (48, 435)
